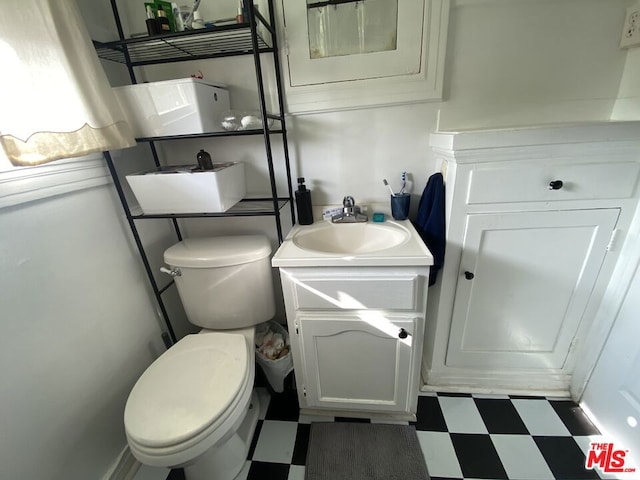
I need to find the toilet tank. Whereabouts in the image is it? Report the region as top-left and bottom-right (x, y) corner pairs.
(164, 235), (275, 329)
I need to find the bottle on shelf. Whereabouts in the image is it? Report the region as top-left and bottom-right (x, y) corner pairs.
(236, 2), (244, 23)
(145, 5), (161, 35)
(156, 4), (172, 32)
(196, 149), (213, 170)
(295, 177), (314, 225)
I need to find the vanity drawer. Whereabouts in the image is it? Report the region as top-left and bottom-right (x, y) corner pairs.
(467, 162), (640, 205)
(291, 275), (420, 311)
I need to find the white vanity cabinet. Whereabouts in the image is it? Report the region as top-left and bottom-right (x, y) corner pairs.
(278, 266), (429, 419)
(425, 123), (640, 394)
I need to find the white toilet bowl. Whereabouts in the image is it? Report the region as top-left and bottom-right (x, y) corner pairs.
(124, 328), (259, 480)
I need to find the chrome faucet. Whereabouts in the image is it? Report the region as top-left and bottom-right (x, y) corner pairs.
(331, 196), (368, 223)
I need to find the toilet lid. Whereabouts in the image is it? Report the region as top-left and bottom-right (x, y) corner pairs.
(124, 333), (248, 448)
(164, 235), (271, 268)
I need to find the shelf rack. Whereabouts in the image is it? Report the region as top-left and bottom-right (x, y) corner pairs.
(94, 22), (273, 65)
(99, 0), (295, 345)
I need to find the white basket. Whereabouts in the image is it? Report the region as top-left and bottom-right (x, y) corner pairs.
(255, 321), (293, 393)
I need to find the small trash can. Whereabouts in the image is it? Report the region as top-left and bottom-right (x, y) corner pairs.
(255, 321), (294, 393)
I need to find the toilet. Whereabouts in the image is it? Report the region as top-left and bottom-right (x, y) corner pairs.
(124, 235), (276, 480)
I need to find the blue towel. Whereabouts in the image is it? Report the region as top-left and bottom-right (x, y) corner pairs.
(413, 173), (446, 286)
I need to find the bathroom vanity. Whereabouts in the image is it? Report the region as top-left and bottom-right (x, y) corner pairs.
(272, 220), (433, 419)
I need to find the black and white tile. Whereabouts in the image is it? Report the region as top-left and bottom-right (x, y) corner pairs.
(162, 388), (607, 480)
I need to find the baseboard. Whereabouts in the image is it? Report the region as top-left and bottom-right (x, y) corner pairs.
(300, 407), (417, 422)
(104, 446), (141, 480)
(422, 368), (572, 397)
(420, 383), (571, 398)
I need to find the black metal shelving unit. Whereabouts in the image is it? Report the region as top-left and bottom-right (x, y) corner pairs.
(98, 0), (295, 345)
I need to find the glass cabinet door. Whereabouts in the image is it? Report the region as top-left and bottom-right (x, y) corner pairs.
(286, 0), (423, 86)
(307, 0), (399, 60)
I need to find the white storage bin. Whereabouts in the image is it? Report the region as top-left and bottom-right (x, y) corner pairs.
(113, 78), (230, 138)
(125, 162), (245, 214)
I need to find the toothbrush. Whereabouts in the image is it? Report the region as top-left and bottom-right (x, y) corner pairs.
(399, 172), (407, 195)
(383, 179), (396, 196)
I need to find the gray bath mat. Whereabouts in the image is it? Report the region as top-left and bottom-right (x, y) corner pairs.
(305, 422), (430, 480)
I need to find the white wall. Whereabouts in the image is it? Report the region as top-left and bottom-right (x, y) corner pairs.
(580, 238), (640, 463)
(119, 0), (635, 211)
(0, 1), (197, 477)
(0, 180), (172, 479)
(439, 0), (630, 130)
(612, 48), (640, 120)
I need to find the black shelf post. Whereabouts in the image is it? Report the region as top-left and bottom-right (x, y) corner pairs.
(104, 151), (178, 343)
(265, 0), (296, 226)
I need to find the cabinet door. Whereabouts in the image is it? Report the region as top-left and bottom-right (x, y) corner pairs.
(446, 209), (619, 370)
(298, 315), (416, 412)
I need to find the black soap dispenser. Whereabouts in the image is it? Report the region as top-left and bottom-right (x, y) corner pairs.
(295, 177), (314, 225)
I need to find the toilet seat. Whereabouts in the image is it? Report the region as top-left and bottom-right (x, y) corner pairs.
(124, 332), (252, 462)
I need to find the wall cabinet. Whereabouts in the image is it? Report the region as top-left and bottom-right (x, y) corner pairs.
(278, 266), (428, 419)
(275, 0), (449, 114)
(425, 123), (640, 395)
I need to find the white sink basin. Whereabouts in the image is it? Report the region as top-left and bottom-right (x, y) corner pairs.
(272, 219), (433, 267)
(292, 221), (410, 254)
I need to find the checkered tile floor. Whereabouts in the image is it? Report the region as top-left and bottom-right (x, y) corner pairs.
(167, 388), (609, 480)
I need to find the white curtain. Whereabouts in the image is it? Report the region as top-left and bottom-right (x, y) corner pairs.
(0, 0), (135, 167)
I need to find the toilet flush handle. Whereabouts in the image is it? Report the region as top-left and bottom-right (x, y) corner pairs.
(160, 267), (182, 277)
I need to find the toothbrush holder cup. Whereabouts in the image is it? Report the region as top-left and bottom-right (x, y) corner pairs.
(390, 193), (411, 220)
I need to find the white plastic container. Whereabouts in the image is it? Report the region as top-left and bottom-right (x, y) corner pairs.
(113, 78), (230, 138)
(126, 162), (245, 214)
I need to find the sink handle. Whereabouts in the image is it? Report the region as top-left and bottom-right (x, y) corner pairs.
(342, 196), (357, 217)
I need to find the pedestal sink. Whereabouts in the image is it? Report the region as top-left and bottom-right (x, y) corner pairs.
(292, 222), (410, 254)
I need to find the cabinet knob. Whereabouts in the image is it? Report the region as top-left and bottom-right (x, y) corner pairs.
(398, 328), (410, 339)
(464, 271), (474, 280)
(549, 180), (564, 190)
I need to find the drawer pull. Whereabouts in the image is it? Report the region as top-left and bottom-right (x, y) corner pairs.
(548, 180), (564, 190)
(464, 271), (475, 280)
(398, 328), (410, 339)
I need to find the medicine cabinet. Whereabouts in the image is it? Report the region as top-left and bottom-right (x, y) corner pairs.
(276, 0), (449, 114)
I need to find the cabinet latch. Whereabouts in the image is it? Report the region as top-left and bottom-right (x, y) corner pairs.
(303, 386), (306, 397)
